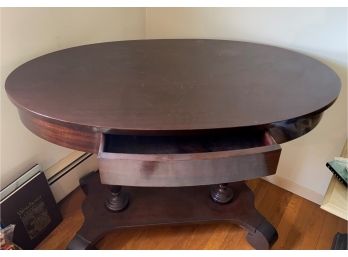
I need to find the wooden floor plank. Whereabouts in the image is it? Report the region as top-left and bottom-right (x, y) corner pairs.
(316, 212), (348, 249)
(272, 194), (303, 249)
(37, 179), (348, 250)
(291, 200), (326, 249)
(220, 225), (246, 250)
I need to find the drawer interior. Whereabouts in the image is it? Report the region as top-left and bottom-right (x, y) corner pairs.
(102, 129), (275, 154)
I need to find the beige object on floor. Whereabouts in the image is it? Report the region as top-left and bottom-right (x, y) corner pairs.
(321, 141), (348, 221)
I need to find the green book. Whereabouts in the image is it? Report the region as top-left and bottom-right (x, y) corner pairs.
(326, 160), (348, 187)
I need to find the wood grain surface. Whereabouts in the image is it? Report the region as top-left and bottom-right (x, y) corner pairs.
(6, 39), (340, 135)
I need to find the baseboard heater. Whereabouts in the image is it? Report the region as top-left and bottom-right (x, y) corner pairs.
(45, 152), (98, 203)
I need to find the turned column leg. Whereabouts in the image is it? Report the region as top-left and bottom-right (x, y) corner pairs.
(210, 183), (234, 204)
(105, 185), (129, 212)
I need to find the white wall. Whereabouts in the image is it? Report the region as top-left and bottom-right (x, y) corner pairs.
(1, 8), (346, 204)
(0, 8), (145, 188)
(145, 8), (347, 203)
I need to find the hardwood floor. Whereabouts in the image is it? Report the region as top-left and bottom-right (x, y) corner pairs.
(37, 179), (348, 250)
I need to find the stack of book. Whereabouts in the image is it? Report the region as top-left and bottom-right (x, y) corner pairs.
(326, 157), (348, 187)
(0, 165), (62, 249)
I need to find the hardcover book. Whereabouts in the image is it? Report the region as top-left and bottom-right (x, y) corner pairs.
(326, 160), (348, 187)
(0, 165), (62, 249)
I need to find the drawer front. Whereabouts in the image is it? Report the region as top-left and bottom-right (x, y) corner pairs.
(98, 148), (281, 187)
(97, 132), (281, 187)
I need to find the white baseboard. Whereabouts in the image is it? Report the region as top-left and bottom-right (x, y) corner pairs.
(44, 152), (98, 202)
(44, 151), (86, 180)
(264, 175), (324, 205)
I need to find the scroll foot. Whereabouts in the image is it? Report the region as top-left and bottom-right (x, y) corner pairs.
(245, 219), (278, 250)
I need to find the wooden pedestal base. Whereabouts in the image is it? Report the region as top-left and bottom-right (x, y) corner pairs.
(67, 172), (278, 250)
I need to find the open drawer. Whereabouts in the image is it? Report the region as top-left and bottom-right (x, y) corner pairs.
(98, 130), (281, 187)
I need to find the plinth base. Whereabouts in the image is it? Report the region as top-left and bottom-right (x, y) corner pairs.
(67, 172), (278, 250)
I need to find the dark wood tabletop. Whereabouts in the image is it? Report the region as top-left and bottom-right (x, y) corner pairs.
(5, 39), (340, 152)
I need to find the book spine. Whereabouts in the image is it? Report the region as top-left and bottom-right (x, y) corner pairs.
(326, 163), (348, 187)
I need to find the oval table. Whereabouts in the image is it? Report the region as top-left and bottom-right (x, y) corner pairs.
(5, 39), (340, 250)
